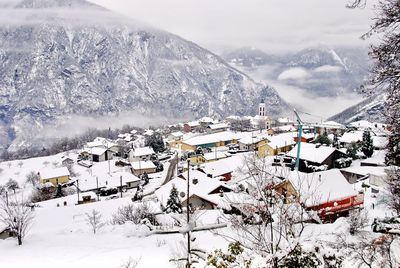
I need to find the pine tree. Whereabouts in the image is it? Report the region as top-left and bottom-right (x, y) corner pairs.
(165, 185), (182, 213)
(361, 130), (374, 158)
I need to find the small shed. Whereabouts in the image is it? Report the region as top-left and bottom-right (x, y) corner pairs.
(131, 161), (157, 176)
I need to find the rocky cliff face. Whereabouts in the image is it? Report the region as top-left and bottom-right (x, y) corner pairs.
(0, 0), (288, 151)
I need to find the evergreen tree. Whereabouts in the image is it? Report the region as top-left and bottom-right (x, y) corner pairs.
(145, 132), (165, 153)
(361, 130), (374, 158)
(54, 184), (65, 198)
(165, 185), (182, 213)
(314, 132), (332, 146)
(346, 142), (360, 160)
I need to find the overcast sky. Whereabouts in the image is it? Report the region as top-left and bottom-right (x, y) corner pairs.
(89, 0), (376, 53)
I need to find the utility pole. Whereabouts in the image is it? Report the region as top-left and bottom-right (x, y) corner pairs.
(186, 159), (191, 268)
(294, 109), (303, 171)
(77, 179), (80, 204)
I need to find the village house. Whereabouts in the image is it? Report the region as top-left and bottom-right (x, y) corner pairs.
(129, 146), (155, 161)
(276, 117), (294, 127)
(286, 142), (346, 172)
(130, 161), (157, 176)
(262, 133), (296, 156)
(238, 135), (270, 158)
(198, 117), (216, 128)
(155, 170), (232, 210)
(180, 131), (243, 151)
(274, 168), (364, 222)
(207, 122), (229, 133)
(166, 131), (184, 149)
(81, 137), (119, 162)
(293, 132), (315, 143)
(339, 131), (364, 147)
(198, 157), (236, 181)
(39, 167), (70, 186)
(183, 121), (201, 133)
(314, 121), (346, 135)
(190, 151), (230, 164)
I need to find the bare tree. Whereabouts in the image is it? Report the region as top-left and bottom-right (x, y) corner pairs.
(17, 161), (24, 168)
(337, 232), (399, 268)
(386, 168), (400, 215)
(215, 154), (320, 267)
(0, 194), (34, 245)
(85, 209), (105, 234)
(25, 171), (39, 187)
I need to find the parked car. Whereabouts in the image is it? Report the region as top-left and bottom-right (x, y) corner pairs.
(372, 217), (400, 233)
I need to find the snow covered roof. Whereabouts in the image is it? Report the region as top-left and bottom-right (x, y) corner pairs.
(132, 146), (155, 157)
(40, 167), (70, 180)
(239, 135), (268, 145)
(198, 117), (215, 123)
(186, 121), (200, 127)
(143, 129), (154, 136)
(277, 117), (294, 124)
(89, 147), (108, 156)
(208, 123), (229, 130)
(316, 121), (345, 129)
(202, 151), (229, 161)
(373, 136), (388, 149)
(130, 161), (156, 170)
(86, 137), (117, 149)
(170, 131), (184, 138)
(266, 133), (296, 149)
(273, 125), (297, 132)
(182, 131), (245, 146)
(130, 129), (137, 134)
(78, 172), (141, 191)
(339, 131), (364, 144)
(285, 169), (358, 207)
(154, 175), (230, 207)
(287, 143), (337, 164)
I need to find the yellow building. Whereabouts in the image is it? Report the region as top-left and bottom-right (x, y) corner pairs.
(39, 167), (70, 185)
(189, 151), (229, 164)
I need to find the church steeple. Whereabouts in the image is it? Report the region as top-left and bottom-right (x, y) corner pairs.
(258, 99), (266, 117)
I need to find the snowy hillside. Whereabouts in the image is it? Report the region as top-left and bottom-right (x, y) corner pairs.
(0, 0), (288, 153)
(329, 93), (386, 124)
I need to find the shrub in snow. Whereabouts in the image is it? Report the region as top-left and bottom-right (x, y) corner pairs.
(348, 209), (369, 235)
(30, 183), (56, 202)
(278, 244), (321, 268)
(111, 202), (158, 227)
(207, 241), (251, 268)
(164, 185), (183, 213)
(361, 130), (374, 158)
(85, 209), (105, 234)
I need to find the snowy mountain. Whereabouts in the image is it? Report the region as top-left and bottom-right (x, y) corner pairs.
(328, 93), (386, 124)
(0, 0), (288, 152)
(223, 46), (370, 97)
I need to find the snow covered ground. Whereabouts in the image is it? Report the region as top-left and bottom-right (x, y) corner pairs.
(0, 148), (398, 267)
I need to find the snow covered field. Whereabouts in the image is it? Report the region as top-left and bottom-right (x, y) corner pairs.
(0, 148), (398, 267)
